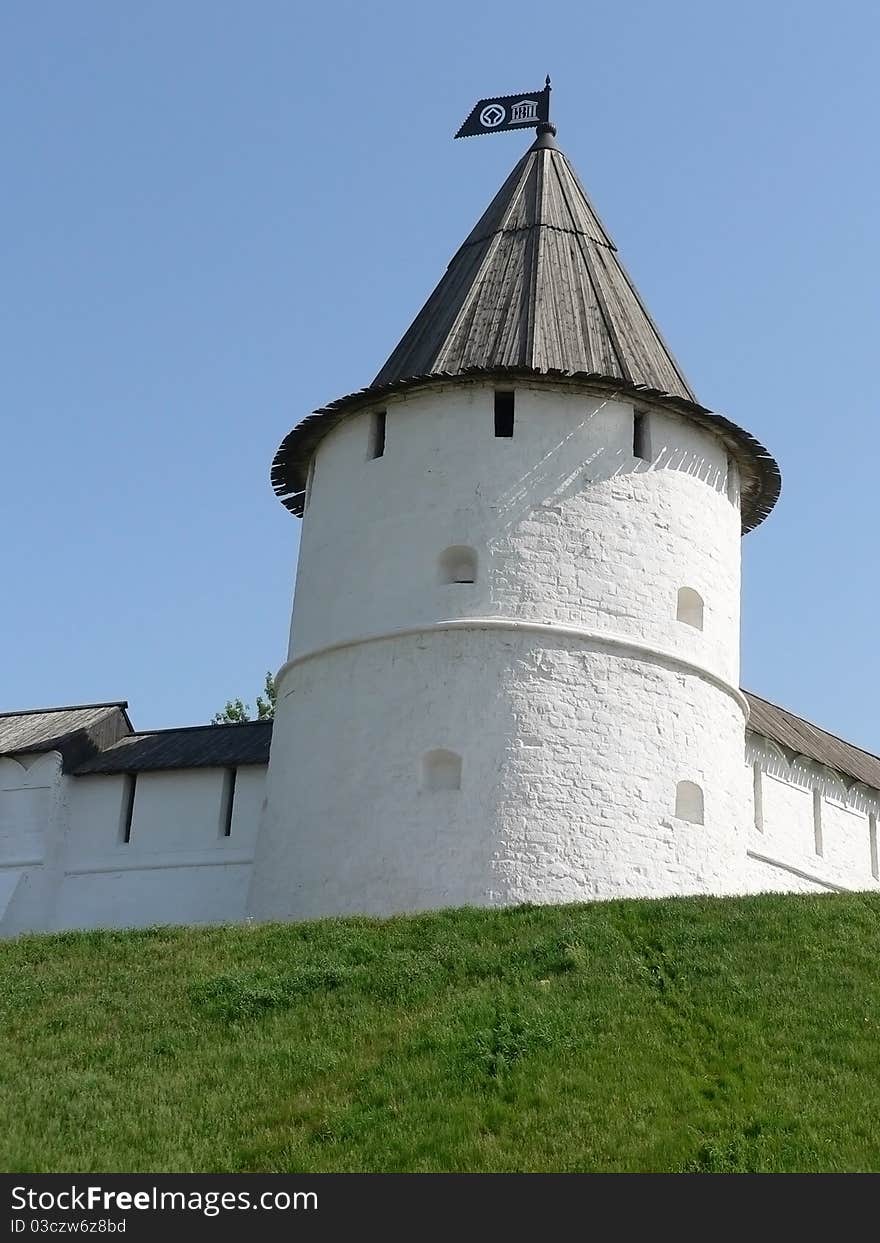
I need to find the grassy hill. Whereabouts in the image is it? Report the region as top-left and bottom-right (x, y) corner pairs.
(3, 892), (880, 1172)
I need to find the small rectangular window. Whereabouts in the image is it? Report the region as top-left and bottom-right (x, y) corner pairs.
(494, 390), (514, 437)
(120, 774), (137, 844)
(633, 412), (649, 461)
(870, 814), (878, 880)
(813, 789), (823, 857)
(369, 410), (386, 459)
(220, 768), (237, 838)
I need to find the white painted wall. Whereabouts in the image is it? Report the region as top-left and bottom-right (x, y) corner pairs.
(255, 630), (752, 917)
(0, 361), (875, 933)
(0, 760), (266, 936)
(744, 734), (880, 894)
(251, 380), (752, 919)
(0, 751), (66, 935)
(289, 383), (741, 686)
(1, 728), (878, 933)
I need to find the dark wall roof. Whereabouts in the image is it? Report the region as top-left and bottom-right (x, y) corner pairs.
(73, 720), (272, 774)
(0, 703), (132, 772)
(74, 695), (880, 794)
(745, 692), (880, 792)
(270, 130), (781, 533)
(7, 694), (875, 795)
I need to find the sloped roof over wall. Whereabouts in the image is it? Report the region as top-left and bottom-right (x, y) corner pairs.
(745, 692), (880, 791)
(0, 703), (132, 773)
(5, 694), (876, 795)
(73, 720), (272, 774)
(73, 694), (880, 794)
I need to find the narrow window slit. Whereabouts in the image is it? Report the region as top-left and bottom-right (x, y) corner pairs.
(870, 814), (878, 881)
(369, 410), (386, 459)
(813, 789), (823, 856)
(633, 412), (649, 461)
(494, 391), (514, 438)
(221, 768), (237, 838)
(120, 774), (137, 844)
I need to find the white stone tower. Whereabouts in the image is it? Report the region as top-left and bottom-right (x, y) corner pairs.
(248, 123), (780, 920)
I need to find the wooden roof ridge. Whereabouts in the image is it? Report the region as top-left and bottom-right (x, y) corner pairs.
(0, 702), (134, 772)
(117, 719), (272, 739)
(0, 700), (129, 719)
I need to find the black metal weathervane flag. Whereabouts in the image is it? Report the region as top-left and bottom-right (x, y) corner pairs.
(455, 77), (551, 139)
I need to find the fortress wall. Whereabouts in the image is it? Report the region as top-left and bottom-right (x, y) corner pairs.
(744, 733), (880, 894)
(3, 729), (880, 934)
(0, 759), (266, 935)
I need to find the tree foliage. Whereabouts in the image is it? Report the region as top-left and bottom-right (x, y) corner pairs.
(212, 671), (277, 724)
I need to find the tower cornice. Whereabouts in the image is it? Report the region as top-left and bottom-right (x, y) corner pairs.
(270, 370), (781, 533)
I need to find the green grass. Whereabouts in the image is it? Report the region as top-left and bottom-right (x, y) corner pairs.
(3, 892), (880, 1172)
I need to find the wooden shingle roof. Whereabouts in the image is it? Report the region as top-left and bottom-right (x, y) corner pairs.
(373, 128), (696, 397)
(745, 692), (880, 792)
(271, 129), (781, 531)
(73, 720), (273, 774)
(0, 702), (132, 772)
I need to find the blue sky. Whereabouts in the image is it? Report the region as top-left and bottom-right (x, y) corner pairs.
(2, 1), (878, 753)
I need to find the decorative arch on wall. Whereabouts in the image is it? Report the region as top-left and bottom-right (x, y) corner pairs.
(847, 782), (880, 819)
(814, 765), (851, 807)
(676, 587), (704, 631)
(438, 546), (477, 585)
(675, 780), (704, 825)
(422, 749), (462, 791)
(0, 752), (58, 790)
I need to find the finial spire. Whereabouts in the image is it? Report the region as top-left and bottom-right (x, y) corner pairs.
(532, 122), (558, 148)
(541, 76), (553, 135)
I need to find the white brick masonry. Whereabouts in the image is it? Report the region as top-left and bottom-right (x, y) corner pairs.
(249, 380), (752, 918)
(4, 382), (876, 935)
(0, 761), (265, 935)
(743, 733), (880, 894)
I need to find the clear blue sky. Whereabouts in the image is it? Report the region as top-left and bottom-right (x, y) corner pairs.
(2, 1), (878, 753)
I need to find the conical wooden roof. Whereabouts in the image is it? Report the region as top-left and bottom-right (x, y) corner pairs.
(373, 128), (696, 401)
(271, 129), (780, 530)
